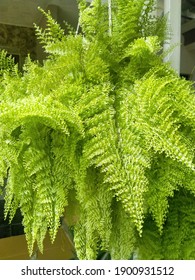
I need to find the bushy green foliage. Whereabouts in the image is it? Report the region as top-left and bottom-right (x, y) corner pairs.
(1, 0), (195, 259)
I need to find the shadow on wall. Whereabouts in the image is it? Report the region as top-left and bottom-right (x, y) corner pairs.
(0, 200), (74, 260)
(0, 200), (24, 239)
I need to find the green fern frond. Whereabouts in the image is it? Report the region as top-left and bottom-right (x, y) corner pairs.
(136, 217), (163, 260)
(162, 190), (195, 259)
(34, 7), (64, 51)
(112, 0), (146, 46)
(0, 95), (84, 136)
(133, 71), (195, 171)
(1, 0), (195, 260)
(109, 201), (136, 259)
(0, 50), (18, 76)
(78, 0), (109, 40)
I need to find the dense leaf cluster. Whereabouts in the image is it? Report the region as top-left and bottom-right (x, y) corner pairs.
(0, 0), (195, 259)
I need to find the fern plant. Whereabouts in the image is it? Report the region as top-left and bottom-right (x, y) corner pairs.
(0, 0), (195, 260)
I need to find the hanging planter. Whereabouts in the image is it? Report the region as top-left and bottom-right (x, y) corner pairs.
(0, 0), (195, 260)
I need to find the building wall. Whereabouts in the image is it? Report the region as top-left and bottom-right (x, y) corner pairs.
(180, 35), (195, 78)
(0, 23), (36, 67)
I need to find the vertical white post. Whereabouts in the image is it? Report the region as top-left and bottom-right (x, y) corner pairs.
(164, 0), (181, 73)
(108, 0), (112, 36)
